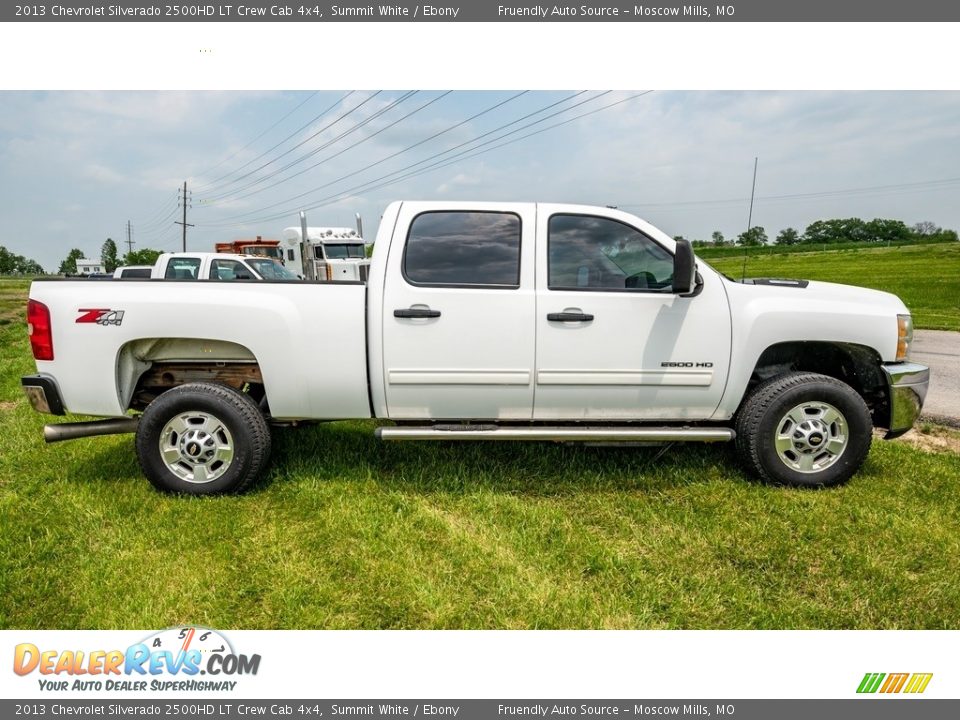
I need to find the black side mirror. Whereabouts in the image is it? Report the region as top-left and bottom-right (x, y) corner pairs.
(672, 238), (696, 294)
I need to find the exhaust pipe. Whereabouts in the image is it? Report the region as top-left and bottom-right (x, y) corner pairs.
(44, 417), (139, 444)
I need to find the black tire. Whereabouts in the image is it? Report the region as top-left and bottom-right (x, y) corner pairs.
(734, 372), (872, 488)
(135, 382), (271, 495)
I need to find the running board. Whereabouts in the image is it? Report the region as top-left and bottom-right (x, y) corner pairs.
(375, 426), (735, 443)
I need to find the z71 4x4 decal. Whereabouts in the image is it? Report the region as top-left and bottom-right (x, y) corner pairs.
(76, 308), (125, 326)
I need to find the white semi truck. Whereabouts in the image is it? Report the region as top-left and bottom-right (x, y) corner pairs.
(22, 201), (928, 494)
(280, 226), (370, 282)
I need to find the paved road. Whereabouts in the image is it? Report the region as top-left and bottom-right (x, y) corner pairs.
(913, 329), (959, 424)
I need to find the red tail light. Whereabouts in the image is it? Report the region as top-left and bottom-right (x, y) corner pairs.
(27, 299), (53, 361)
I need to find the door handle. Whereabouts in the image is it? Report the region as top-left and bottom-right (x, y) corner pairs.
(394, 307), (441, 318)
(547, 312), (594, 322)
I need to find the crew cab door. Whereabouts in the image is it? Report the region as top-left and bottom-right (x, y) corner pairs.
(381, 203), (536, 420)
(533, 206), (732, 420)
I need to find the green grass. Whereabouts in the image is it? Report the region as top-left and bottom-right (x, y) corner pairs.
(1, 278), (959, 629)
(705, 242), (960, 331)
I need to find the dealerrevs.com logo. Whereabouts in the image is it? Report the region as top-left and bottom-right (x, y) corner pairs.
(857, 672), (933, 694)
(13, 627), (260, 692)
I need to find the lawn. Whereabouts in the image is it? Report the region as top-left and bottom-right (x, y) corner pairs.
(704, 241), (960, 331)
(1, 278), (959, 630)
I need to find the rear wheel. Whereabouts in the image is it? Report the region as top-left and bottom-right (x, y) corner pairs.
(735, 372), (872, 487)
(135, 382), (271, 494)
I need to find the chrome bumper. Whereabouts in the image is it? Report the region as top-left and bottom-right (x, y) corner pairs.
(881, 362), (929, 439)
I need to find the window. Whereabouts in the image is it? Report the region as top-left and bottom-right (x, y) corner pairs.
(323, 243), (366, 259)
(287, 249), (295, 262)
(404, 211), (521, 287)
(164, 257), (201, 280)
(548, 214), (674, 291)
(210, 259), (253, 281)
(246, 258), (300, 280)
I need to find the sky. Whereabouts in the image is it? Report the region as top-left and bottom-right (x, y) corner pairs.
(1, 90), (959, 272)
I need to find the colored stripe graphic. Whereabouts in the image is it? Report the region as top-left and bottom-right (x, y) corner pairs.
(857, 672), (932, 694)
(904, 674), (934, 694)
(857, 673), (885, 693)
(880, 673), (909, 693)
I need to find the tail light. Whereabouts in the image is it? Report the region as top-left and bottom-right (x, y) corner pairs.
(27, 299), (54, 361)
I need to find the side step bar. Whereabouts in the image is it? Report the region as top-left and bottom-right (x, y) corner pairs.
(376, 426), (734, 443)
(44, 417), (139, 443)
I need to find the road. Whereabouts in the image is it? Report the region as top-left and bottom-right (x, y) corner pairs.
(913, 329), (959, 424)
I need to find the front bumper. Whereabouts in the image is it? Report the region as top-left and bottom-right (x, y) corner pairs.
(881, 362), (929, 439)
(21, 374), (65, 416)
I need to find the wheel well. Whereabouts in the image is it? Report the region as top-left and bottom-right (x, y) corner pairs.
(117, 338), (266, 412)
(745, 341), (889, 426)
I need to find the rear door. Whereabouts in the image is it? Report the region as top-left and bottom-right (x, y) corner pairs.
(381, 202), (536, 420)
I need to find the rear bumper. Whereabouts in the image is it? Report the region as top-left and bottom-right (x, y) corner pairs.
(21, 374), (65, 416)
(881, 362), (929, 439)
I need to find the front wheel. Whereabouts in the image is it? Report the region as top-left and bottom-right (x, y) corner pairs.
(735, 372), (872, 488)
(135, 382), (271, 494)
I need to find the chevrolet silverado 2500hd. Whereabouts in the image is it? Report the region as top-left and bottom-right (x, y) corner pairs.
(22, 201), (929, 494)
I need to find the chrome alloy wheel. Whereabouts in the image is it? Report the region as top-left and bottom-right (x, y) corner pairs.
(774, 401), (848, 474)
(158, 411), (234, 484)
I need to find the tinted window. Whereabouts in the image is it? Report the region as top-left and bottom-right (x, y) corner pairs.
(164, 257), (201, 280)
(404, 211), (521, 287)
(548, 215), (674, 291)
(120, 267), (151, 278)
(210, 259), (252, 281)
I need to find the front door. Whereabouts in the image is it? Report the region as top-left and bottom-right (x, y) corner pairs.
(382, 203), (537, 420)
(533, 207), (732, 421)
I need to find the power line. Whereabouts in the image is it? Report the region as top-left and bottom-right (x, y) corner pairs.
(200, 91), (420, 204)
(192, 91), (355, 191)
(196, 91), (382, 196)
(191, 91), (319, 181)
(202, 90), (602, 228)
(206, 91), (527, 217)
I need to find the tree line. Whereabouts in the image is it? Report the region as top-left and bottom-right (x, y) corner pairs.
(57, 239), (162, 275)
(684, 218), (959, 248)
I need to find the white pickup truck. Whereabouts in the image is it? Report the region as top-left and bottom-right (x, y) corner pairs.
(22, 201), (929, 494)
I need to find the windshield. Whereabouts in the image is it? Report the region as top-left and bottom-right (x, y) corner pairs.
(323, 243), (366, 259)
(246, 258), (300, 280)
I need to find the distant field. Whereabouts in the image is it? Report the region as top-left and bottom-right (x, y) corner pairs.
(706, 242), (960, 331)
(1, 278), (959, 630)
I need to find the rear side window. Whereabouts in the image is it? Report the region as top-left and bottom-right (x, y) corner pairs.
(164, 257), (201, 280)
(404, 211), (521, 287)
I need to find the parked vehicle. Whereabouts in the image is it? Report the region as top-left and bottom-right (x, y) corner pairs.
(281, 226), (370, 282)
(22, 201), (928, 494)
(151, 252), (300, 281)
(113, 265), (153, 279)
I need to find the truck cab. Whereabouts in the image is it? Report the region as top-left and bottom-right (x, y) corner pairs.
(281, 226), (370, 282)
(153, 252), (300, 281)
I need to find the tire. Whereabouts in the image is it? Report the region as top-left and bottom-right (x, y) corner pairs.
(734, 372), (872, 488)
(135, 382), (271, 495)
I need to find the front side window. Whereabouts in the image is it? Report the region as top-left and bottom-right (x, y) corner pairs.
(548, 215), (674, 291)
(404, 211), (521, 287)
(247, 258), (299, 280)
(164, 257), (201, 280)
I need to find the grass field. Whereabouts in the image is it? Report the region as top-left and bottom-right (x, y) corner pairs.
(1, 277), (959, 630)
(705, 241), (960, 331)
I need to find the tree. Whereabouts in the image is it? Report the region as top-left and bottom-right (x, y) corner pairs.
(711, 231), (726, 247)
(0, 246), (43, 275)
(912, 221), (940, 236)
(802, 218), (868, 244)
(775, 227), (800, 246)
(122, 248), (162, 266)
(737, 226), (767, 246)
(864, 219), (910, 244)
(58, 248), (85, 275)
(101, 238), (119, 273)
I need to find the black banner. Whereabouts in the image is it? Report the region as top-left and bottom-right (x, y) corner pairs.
(5, 0), (960, 22)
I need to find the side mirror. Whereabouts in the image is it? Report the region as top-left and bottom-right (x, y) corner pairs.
(672, 238), (696, 294)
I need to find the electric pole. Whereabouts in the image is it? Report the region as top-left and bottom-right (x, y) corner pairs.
(125, 220), (135, 255)
(175, 181), (194, 251)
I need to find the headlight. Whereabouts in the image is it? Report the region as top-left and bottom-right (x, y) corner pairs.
(896, 314), (913, 361)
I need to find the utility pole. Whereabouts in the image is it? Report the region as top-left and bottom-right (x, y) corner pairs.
(175, 181), (194, 251)
(741, 156), (758, 281)
(125, 220), (135, 255)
